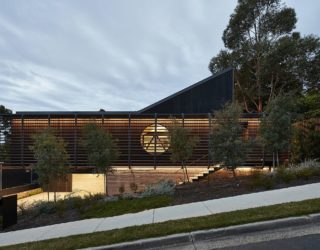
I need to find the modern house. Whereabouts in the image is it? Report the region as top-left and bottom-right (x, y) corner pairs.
(0, 68), (287, 190)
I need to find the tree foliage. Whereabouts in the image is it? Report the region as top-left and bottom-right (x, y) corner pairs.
(292, 119), (320, 163)
(297, 91), (320, 119)
(0, 105), (12, 163)
(82, 123), (119, 195)
(259, 94), (296, 167)
(169, 120), (198, 182)
(30, 128), (69, 202)
(209, 0), (320, 113)
(209, 102), (247, 177)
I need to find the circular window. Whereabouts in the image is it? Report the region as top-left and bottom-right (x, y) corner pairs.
(140, 124), (170, 155)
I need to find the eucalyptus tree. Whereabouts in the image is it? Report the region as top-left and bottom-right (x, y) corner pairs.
(30, 128), (69, 202)
(210, 102), (247, 179)
(82, 123), (119, 195)
(169, 119), (198, 182)
(259, 94), (296, 168)
(0, 105), (12, 163)
(209, 0), (320, 113)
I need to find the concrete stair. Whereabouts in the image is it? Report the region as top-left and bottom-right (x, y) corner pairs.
(179, 165), (222, 184)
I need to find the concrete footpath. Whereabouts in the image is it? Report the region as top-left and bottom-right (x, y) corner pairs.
(1, 183), (320, 247)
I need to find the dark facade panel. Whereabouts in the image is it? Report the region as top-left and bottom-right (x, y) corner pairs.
(139, 68), (233, 114)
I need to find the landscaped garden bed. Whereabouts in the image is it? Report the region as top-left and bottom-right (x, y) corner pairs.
(174, 166), (320, 205)
(3, 160), (320, 232)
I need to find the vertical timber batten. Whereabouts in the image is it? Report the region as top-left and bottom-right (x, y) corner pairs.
(208, 113), (212, 168)
(128, 113), (131, 169)
(154, 113), (157, 169)
(182, 113), (185, 127)
(21, 115), (24, 168)
(48, 114), (51, 127)
(74, 114), (77, 168)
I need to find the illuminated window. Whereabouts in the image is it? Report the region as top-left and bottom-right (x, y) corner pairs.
(141, 124), (170, 155)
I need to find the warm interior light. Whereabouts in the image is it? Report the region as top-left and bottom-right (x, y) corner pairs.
(140, 124), (170, 155)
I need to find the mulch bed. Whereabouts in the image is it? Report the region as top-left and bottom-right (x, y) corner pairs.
(173, 169), (320, 205)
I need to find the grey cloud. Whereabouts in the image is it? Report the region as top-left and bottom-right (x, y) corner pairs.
(0, 0), (319, 112)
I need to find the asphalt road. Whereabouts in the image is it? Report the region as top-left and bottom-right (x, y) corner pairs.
(90, 216), (320, 250)
(223, 234), (320, 250)
(175, 222), (320, 250)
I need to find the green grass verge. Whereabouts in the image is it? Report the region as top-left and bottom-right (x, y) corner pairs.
(81, 195), (173, 219)
(3, 198), (320, 250)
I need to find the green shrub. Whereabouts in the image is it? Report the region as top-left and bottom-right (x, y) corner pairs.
(248, 171), (274, 190)
(290, 160), (320, 180)
(66, 196), (86, 213)
(141, 180), (175, 197)
(263, 176), (275, 189)
(37, 202), (56, 215)
(275, 167), (296, 183)
(295, 167), (315, 180)
(56, 200), (66, 217)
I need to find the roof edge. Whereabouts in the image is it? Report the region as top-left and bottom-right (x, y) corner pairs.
(138, 67), (234, 113)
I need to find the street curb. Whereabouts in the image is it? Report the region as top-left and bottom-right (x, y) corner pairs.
(83, 213), (320, 250)
(192, 215), (310, 241)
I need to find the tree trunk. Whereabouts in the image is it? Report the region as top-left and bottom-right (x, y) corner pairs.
(54, 191), (56, 203)
(276, 151), (279, 167)
(30, 169), (33, 184)
(181, 162), (186, 183)
(47, 183), (49, 202)
(273, 152), (275, 169)
(232, 168), (237, 179)
(258, 97), (263, 113)
(105, 172), (108, 196)
(185, 164), (190, 183)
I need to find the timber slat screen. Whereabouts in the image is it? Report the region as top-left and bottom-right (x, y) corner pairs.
(3, 113), (287, 169)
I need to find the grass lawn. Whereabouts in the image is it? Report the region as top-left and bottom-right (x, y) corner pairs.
(81, 195), (173, 218)
(3, 198), (320, 250)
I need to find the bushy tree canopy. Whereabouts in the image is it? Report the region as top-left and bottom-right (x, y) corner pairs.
(292, 119), (320, 163)
(259, 94), (296, 166)
(82, 124), (118, 173)
(82, 124), (119, 194)
(30, 128), (69, 201)
(210, 102), (247, 176)
(209, 0), (320, 113)
(0, 105), (12, 163)
(169, 120), (198, 182)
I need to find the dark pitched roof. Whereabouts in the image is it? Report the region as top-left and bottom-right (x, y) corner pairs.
(138, 68), (234, 114)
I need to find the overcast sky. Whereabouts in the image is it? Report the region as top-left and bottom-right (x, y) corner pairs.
(0, 0), (319, 112)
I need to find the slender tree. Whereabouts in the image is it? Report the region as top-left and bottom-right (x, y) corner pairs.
(82, 123), (118, 195)
(210, 102), (247, 179)
(291, 119), (320, 163)
(30, 128), (69, 202)
(259, 94), (296, 168)
(0, 105), (12, 163)
(169, 119), (198, 182)
(209, 0), (320, 113)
